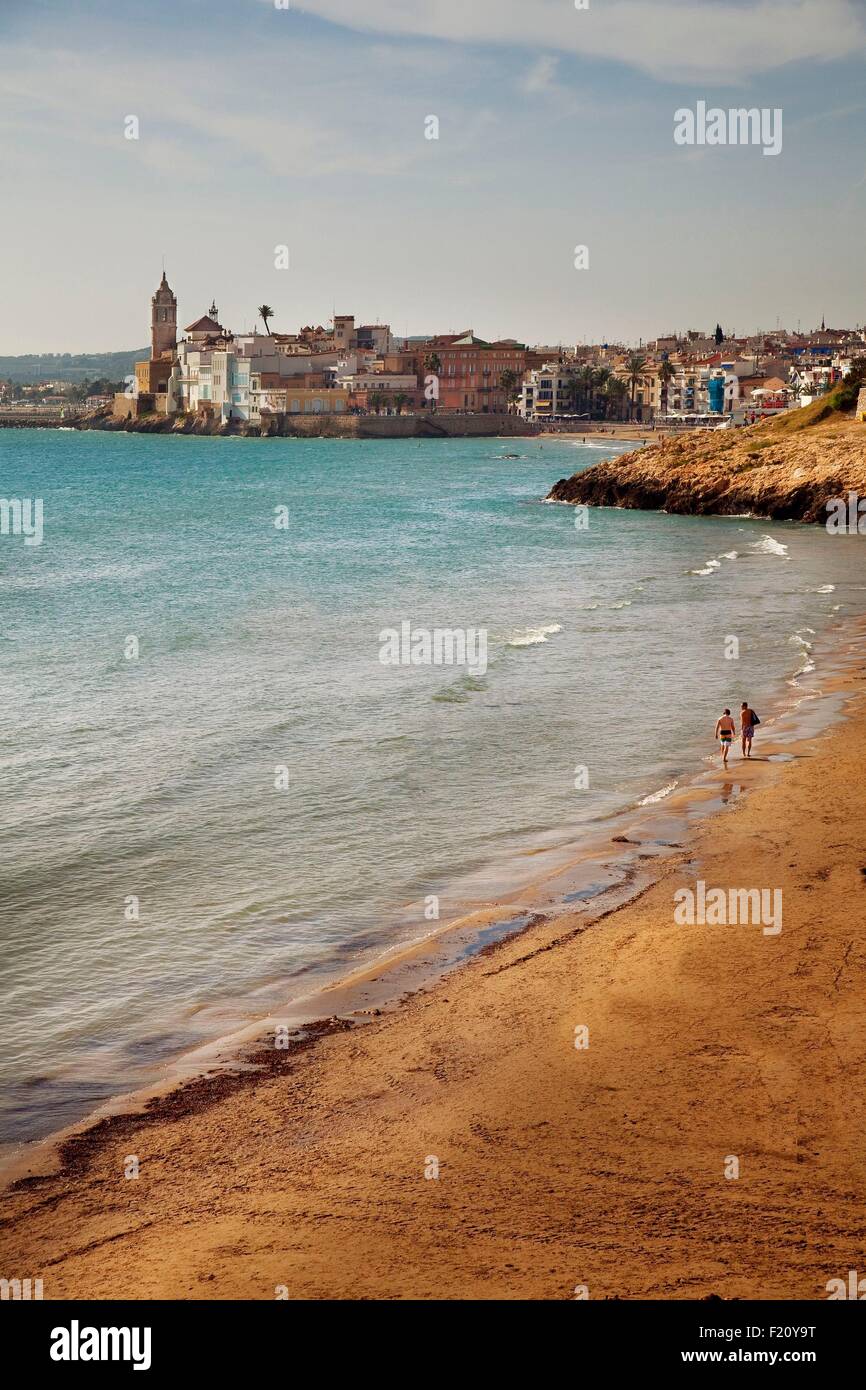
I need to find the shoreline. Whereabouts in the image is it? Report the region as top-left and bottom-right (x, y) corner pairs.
(0, 412), (539, 440)
(1, 612), (859, 1184)
(2, 622), (866, 1297)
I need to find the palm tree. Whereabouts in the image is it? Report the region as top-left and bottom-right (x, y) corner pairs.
(658, 359), (675, 417)
(578, 364), (595, 417)
(369, 391), (384, 415)
(423, 353), (442, 412)
(499, 368), (518, 399)
(592, 367), (612, 418)
(394, 393), (408, 416)
(565, 370), (582, 416)
(604, 376), (628, 421)
(258, 304), (275, 335)
(625, 352), (647, 421)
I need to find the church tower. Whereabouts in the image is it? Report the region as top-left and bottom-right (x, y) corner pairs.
(151, 271), (177, 361)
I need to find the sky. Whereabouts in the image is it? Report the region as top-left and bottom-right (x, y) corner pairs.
(1, 0), (865, 353)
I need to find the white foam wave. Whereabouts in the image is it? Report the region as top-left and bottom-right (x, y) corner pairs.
(817, 584), (835, 594)
(752, 535), (789, 557)
(506, 623), (563, 647)
(691, 551), (738, 576)
(638, 780), (679, 806)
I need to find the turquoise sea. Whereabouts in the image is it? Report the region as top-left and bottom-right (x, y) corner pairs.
(1, 430), (864, 1145)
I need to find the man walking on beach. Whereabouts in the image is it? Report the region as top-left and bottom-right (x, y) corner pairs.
(741, 701), (759, 758)
(715, 709), (736, 766)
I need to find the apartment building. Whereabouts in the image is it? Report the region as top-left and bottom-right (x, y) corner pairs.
(424, 332), (526, 412)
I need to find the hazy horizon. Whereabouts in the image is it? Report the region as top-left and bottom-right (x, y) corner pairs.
(2, 0), (865, 354)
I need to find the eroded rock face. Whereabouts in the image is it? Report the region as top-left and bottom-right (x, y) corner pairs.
(547, 416), (866, 524)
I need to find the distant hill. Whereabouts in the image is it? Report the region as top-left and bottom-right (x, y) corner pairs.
(0, 350), (147, 384)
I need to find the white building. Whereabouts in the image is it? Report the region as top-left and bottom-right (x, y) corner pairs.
(517, 365), (574, 421)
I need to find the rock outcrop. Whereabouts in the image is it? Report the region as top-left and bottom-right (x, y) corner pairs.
(547, 396), (866, 524)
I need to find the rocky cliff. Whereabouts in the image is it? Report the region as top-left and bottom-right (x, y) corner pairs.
(547, 393), (866, 524)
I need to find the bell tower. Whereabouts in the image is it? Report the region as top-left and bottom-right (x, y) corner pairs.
(151, 271), (177, 361)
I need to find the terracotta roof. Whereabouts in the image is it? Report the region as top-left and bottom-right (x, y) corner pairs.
(186, 315), (222, 333)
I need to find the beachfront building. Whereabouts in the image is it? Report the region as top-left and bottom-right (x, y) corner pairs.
(249, 380), (351, 421)
(423, 333), (526, 413)
(178, 346), (254, 420)
(174, 325), (374, 422)
(517, 365), (575, 421)
(335, 370), (420, 412)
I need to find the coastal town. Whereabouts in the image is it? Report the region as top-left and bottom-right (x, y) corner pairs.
(2, 272), (865, 433)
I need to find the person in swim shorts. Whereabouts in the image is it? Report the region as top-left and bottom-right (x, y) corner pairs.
(741, 701), (758, 758)
(715, 708), (736, 766)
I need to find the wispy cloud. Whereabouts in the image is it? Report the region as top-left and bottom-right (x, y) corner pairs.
(0, 39), (423, 179)
(522, 56), (559, 96)
(290, 0), (866, 83)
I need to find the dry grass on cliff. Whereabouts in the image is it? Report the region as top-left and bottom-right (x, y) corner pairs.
(550, 388), (866, 521)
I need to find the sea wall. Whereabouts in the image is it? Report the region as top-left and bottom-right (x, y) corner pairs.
(74, 411), (538, 439)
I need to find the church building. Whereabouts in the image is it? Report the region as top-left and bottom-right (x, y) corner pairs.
(134, 272), (178, 398)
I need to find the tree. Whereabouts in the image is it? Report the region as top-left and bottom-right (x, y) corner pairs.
(604, 375), (628, 421)
(578, 364), (595, 417)
(369, 391), (384, 415)
(394, 393), (408, 415)
(625, 352), (647, 421)
(423, 353), (442, 411)
(715, 323), (724, 345)
(258, 304), (275, 335)
(499, 368), (519, 399)
(658, 358), (675, 416)
(592, 367), (612, 417)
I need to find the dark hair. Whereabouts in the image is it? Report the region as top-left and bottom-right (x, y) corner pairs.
(741, 701), (748, 708)
(724, 708), (731, 716)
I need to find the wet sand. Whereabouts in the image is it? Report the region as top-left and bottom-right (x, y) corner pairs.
(2, 646), (865, 1299)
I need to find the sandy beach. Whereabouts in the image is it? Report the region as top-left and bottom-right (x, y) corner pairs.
(2, 628), (865, 1301)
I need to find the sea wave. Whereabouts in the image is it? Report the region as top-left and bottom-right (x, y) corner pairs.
(690, 550), (738, 577)
(638, 780), (679, 806)
(752, 535), (789, 557)
(431, 674), (488, 703)
(505, 623), (563, 647)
